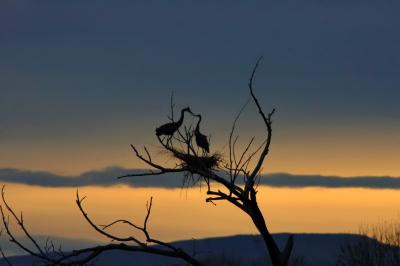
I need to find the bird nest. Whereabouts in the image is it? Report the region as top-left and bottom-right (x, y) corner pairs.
(173, 151), (221, 171)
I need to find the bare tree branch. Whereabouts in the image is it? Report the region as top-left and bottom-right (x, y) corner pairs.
(245, 57), (276, 194)
(228, 98), (250, 182)
(1, 186), (47, 259)
(0, 186), (202, 266)
(117, 145), (188, 179)
(0, 246), (12, 266)
(0, 229), (13, 266)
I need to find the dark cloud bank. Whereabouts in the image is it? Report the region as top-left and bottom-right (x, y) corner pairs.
(0, 167), (399, 190)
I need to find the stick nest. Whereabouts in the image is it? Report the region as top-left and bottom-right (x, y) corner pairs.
(173, 152), (221, 171)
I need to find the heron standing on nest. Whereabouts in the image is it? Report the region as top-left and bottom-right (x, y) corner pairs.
(193, 114), (210, 154)
(155, 107), (192, 144)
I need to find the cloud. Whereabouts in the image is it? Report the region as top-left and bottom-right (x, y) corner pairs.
(0, 167), (400, 190)
(258, 173), (400, 189)
(0, 167), (185, 188)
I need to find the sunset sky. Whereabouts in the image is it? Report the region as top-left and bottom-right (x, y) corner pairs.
(0, 1), (399, 245)
(2, 0), (399, 176)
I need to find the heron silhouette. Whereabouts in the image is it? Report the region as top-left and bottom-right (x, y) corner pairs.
(156, 107), (192, 140)
(193, 114), (210, 154)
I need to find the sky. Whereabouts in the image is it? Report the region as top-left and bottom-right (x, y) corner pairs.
(1, 0), (399, 177)
(0, 0), (400, 247)
(3, 183), (400, 244)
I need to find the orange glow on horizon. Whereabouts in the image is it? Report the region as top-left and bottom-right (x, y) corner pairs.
(3, 183), (399, 242)
(1, 121), (399, 177)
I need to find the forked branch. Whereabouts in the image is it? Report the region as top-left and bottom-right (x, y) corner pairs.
(245, 57), (276, 193)
(0, 186), (201, 266)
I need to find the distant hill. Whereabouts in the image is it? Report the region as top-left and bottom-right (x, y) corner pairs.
(0, 235), (100, 257)
(0, 233), (383, 265)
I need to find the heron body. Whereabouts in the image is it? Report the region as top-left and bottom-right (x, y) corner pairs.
(156, 107), (191, 137)
(194, 114), (210, 153)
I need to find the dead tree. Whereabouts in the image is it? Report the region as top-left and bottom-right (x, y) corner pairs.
(119, 57), (294, 266)
(0, 58), (293, 266)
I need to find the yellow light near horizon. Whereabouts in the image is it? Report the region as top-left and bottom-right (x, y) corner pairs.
(1, 121), (399, 177)
(2, 183), (399, 243)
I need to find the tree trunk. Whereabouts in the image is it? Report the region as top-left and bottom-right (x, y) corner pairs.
(247, 189), (293, 266)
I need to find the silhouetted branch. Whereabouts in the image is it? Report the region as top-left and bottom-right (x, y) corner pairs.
(75, 191), (201, 265)
(206, 190), (247, 212)
(0, 185), (48, 260)
(0, 247), (12, 266)
(228, 98), (250, 182)
(100, 219), (142, 231)
(168, 91), (175, 121)
(0, 186), (202, 266)
(0, 229), (12, 266)
(245, 57), (276, 195)
(117, 145), (188, 179)
(76, 191), (144, 245)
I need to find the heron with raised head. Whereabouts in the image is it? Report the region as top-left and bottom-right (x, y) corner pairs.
(193, 114), (210, 154)
(156, 107), (192, 138)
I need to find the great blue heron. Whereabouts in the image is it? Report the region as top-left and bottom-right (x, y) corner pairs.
(194, 114), (210, 154)
(156, 107), (192, 137)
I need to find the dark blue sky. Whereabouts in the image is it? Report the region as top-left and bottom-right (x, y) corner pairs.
(1, 1), (399, 175)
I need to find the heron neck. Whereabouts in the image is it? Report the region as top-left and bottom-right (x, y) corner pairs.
(177, 110), (186, 124)
(196, 116), (202, 131)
